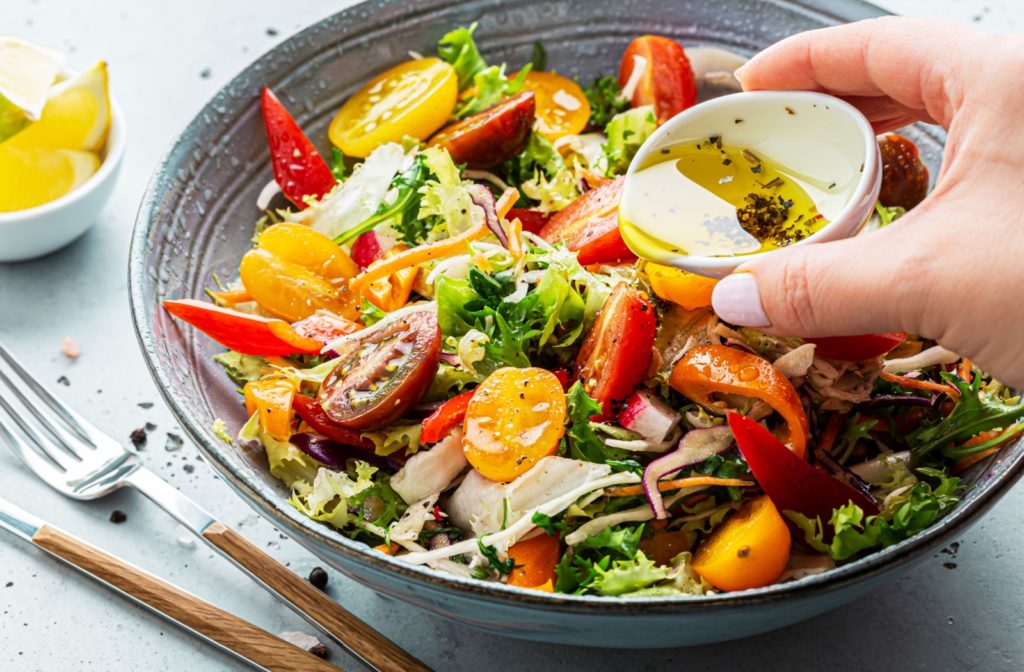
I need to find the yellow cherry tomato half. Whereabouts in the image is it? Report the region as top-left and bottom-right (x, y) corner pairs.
(691, 495), (791, 591)
(329, 58), (458, 158)
(518, 71), (590, 141)
(257, 223), (358, 280)
(243, 377), (297, 441)
(239, 248), (359, 322)
(645, 262), (718, 310)
(463, 367), (567, 482)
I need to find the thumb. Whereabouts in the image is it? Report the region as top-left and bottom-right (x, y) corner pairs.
(710, 222), (929, 337)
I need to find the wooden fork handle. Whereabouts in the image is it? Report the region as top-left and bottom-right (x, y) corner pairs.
(202, 521), (430, 672)
(31, 524), (339, 672)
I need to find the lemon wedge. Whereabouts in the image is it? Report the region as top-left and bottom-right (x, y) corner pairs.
(0, 36), (65, 142)
(4, 61), (110, 152)
(0, 145), (99, 212)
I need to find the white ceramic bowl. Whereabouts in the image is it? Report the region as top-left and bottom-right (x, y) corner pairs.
(620, 91), (880, 278)
(0, 98), (126, 262)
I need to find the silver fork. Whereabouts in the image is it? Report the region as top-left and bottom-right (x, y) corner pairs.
(0, 342), (429, 672)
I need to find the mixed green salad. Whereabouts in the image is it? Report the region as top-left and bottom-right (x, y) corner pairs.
(163, 25), (1024, 597)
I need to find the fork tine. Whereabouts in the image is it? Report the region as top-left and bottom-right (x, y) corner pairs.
(0, 367), (84, 460)
(0, 341), (99, 445)
(0, 390), (78, 469)
(0, 407), (67, 476)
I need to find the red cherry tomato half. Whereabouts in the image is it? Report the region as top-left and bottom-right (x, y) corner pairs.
(428, 91), (536, 169)
(539, 177), (636, 265)
(506, 207), (550, 235)
(573, 283), (657, 414)
(618, 36), (697, 125)
(317, 311), (441, 430)
(806, 333), (906, 362)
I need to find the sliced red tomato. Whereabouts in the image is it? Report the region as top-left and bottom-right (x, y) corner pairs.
(261, 87), (336, 209)
(317, 311), (441, 430)
(506, 207), (550, 235)
(291, 310), (362, 344)
(618, 36), (697, 125)
(806, 333), (906, 362)
(421, 390), (475, 444)
(292, 394), (375, 450)
(573, 283), (657, 414)
(428, 91), (536, 169)
(162, 299), (323, 356)
(539, 177), (635, 265)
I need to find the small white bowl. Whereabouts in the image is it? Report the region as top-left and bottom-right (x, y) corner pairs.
(620, 91), (880, 278)
(0, 98), (126, 262)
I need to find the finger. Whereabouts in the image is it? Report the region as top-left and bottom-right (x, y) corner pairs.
(711, 217), (933, 338)
(735, 17), (974, 128)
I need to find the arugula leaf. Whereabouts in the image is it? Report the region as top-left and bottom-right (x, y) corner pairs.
(787, 468), (961, 561)
(530, 41), (547, 71)
(531, 511), (571, 537)
(477, 539), (517, 576)
(583, 75), (629, 129)
(575, 524), (644, 559)
(349, 472), (408, 527)
(456, 64), (531, 118)
(555, 551), (608, 594)
(330, 147), (348, 181)
(564, 382), (630, 463)
(338, 153), (437, 246)
(437, 23), (488, 89)
(692, 450), (750, 501)
(602, 105), (657, 176)
(909, 373), (1024, 457)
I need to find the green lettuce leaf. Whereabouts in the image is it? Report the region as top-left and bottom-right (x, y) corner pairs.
(574, 524), (644, 559)
(590, 551), (670, 596)
(520, 166), (580, 214)
(289, 460), (379, 529)
(500, 132), (564, 189)
(238, 412), (319, 487)
(214, 351), (273, 383)
(456, 64), (531, 118)
(437, 23), (488, 89)
(360, 422), (423, 457)
(786, 468), (961, 561)
(603, 105), (656, 176)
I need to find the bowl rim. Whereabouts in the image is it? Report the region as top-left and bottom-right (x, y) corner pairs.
(623, 90), (880, 274)
(128, 0), (1024, 613)
(0, 96), (127, 226)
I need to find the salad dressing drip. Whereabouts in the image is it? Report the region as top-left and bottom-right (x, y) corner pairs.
(620, 138), (842, 258)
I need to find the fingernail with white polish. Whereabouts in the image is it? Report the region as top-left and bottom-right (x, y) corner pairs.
(712, 273), (771, 327)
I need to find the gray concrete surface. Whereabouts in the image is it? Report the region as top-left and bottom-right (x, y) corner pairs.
(0, 1), (1021, 670)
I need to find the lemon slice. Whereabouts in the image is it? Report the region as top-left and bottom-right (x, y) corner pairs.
(0, 37), (65, 141)
(0, 145), (99, 212)
(4, 61), (110, 152)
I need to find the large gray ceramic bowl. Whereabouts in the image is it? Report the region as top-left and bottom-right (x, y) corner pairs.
(129, 0), (1024, 648)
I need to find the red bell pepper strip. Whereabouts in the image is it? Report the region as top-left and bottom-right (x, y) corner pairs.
(506, 208), (550, 235)
(728, 413), (880, 527)
(162, 299), (323, 356)
(551, 368), (570, 391)
(421, 390), (476, 444)
(261, 86), (336, 209)
(805, 333), (906, 361)
(292, 394), (375, 450)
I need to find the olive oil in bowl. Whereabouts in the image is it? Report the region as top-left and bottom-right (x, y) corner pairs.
(620, 137), (851, 259)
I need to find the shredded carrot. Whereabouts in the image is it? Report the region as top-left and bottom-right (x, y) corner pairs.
(606, 476), (755, 497)
(959, 358), (974, 382)
(208, 288), (253, 304)
(880, 372), (960, 399)
(818, 413), (844, 454)
(952, 447), (1000, 475)
(507, 217), (524, 260)
(349, 221), (488, 292)
(373, 542), (399, 555)
(495, 187), (519, 218)
(348, 188), (519, 293)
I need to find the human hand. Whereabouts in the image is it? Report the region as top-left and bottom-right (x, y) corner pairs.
(709, 17), (1024, 386)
